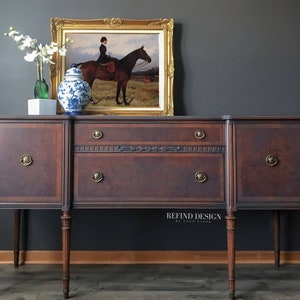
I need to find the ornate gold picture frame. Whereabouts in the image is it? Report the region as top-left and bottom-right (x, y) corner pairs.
(50, 18), (174, 116)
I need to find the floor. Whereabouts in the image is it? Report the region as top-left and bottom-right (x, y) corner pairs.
(0, 263), (300, 299)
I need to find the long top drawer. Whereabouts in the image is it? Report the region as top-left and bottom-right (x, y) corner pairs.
(74, 121), (224, 146)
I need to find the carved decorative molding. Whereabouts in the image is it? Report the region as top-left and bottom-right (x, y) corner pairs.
(102, 18), (124, 28)
(74, 145), (225, 153)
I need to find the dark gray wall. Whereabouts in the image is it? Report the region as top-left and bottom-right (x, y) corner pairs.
(0, 0), (300, 252)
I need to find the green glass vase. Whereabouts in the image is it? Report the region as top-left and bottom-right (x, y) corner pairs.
(34, 78), (49, 99)
(34, 58), (49, 99)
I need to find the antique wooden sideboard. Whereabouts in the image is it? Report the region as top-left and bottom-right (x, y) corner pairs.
(1, 115), (300, 299)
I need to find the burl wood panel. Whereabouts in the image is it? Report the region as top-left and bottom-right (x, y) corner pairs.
(74, 122), (224, 145)
(235, 122), (300, 208)
(73, 153), (225, 208)
(0, 123), (63, 207)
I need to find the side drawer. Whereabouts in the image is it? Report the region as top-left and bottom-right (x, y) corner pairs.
(74, 122), (224, 146)
(73, 153), (225, 208)
(0, 123), (64, 207)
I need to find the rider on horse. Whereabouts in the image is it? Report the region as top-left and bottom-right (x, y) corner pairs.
(97, 36), (110, 63)
(96, 36), (116, 73)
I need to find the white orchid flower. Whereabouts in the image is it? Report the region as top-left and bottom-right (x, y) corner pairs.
(13, 34), (24, 42)
(50, 42), (59, 49)
(5, 26), (71, 66)
(24, 50), (38, 62)
(38, 44), (48, 56)
(22, 35), (37, 48)
(45, 43), (58, 55)
(58, 47), (67, 56)
(41, 54), (55, 64)
(18, 43), (28, 51)
(8, 30), (19, 37)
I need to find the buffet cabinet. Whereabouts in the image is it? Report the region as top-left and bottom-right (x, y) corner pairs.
(1, 115), (300, 300)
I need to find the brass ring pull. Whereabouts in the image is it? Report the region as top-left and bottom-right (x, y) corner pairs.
(92, 130), (103, 139)
(20, 154), (33, 166)
(195, 171), (207, 183)
(91, 171), (104, 183)
(195, 129), (206, 140)
(265, 155), (279, 167)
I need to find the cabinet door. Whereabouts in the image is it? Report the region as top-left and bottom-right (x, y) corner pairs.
(73, 153), (225, 208)
(236, 123), (300, 208)
(0, 123), (64, 208)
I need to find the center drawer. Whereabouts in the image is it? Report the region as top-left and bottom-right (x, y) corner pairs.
(73, 153), (224, 208)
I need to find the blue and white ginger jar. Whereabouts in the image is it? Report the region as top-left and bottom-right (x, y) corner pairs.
(57, 64), (91, 115)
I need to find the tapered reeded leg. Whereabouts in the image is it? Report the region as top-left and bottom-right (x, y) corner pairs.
(13, 209), (20, 268)
(274, 210), (280, 268)
(61, 211), (71, 299)
(226, 212), (236, 300)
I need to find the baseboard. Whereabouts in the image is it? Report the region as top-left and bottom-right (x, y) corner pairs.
(1, 250), (300, 265)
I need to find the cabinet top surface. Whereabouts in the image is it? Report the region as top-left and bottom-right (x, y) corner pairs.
(1, 115), (300, 122)
(0, 115), (225, 121)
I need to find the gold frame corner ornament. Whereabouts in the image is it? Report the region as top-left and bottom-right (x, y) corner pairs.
(50, 18), (174, 116)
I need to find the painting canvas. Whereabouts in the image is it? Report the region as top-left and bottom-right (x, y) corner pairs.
(50, 18), (174, 115)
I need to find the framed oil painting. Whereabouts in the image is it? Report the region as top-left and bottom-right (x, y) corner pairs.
(50, 18), (174, 115)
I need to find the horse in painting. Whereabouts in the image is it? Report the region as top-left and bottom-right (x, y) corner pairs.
(74, 46), (151, 105)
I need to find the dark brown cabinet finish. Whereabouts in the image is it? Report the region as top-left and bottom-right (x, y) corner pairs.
(2, 116), (300, 300)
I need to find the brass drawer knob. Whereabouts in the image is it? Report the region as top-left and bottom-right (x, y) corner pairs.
(195, 129), (206, 140)
(195, 171), (207, 183)
(92, 130), (103, 139)
(265, 155), (279, 167)
(20, 154), (33, 166)
(91, 171), (104, 183)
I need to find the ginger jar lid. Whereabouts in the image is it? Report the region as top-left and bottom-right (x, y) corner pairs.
(64, 64), (83, 80)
